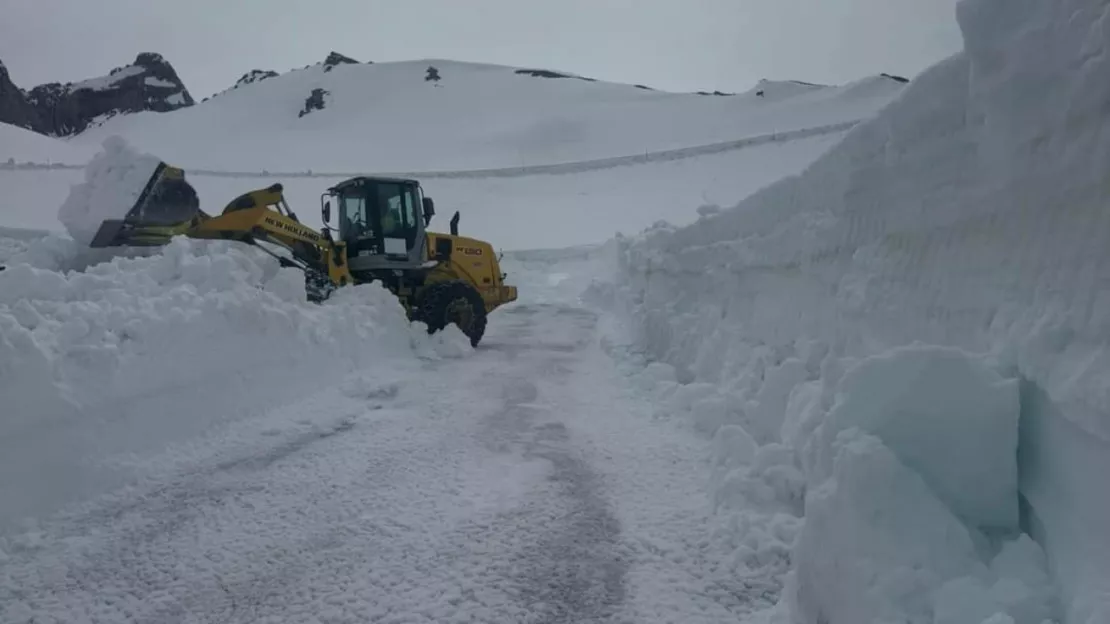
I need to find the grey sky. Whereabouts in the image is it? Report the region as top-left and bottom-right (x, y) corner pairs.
(1, 0), (964, 99)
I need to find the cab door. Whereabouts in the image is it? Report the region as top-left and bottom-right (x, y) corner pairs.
(347, 181), (427, 272)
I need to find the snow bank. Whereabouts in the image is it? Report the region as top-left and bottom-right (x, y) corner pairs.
(0, 235), (459, 528)
(55, 136), (164, 246)
(603, 0), (1110, 620)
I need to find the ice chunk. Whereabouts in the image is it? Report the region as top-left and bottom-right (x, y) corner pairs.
(793, 429), (984, 624)
(808, 344), (1020, 531)
(57, 136), (164, 246)
(748, 357), (809, 444)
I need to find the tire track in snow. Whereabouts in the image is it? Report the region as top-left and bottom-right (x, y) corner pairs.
(0, 294), (774, 623)
(477, 304), (628, 622)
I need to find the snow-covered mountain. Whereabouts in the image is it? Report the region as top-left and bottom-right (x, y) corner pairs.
(63, 56), (905, 172)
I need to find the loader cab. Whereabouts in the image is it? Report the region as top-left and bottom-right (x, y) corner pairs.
(321, 176), (435, 271)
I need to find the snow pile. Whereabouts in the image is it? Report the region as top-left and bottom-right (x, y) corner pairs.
(56, 136), (163, 246)
(601, 0), (1110, 620)
(0, 235), (456, 527)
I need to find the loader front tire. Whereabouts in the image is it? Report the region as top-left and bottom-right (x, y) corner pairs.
(416, 280), (487, 347)
(305, 268), (336, 303)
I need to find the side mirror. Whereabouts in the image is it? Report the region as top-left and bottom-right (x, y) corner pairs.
(422, 196), (435, 226)
(322, 200), (331, 224)
(450, 211), (460, 236)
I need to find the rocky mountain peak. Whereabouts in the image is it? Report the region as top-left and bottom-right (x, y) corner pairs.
(0, 59), (43, 131)
(0, 52), (195, 137)
(323, 51), (360, 72)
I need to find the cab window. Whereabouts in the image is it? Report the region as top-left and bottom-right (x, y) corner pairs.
(341, 193), (370, 239)
(376, 183), (418, 239)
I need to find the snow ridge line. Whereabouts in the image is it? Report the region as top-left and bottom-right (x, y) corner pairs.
(1, 120), (858, 178)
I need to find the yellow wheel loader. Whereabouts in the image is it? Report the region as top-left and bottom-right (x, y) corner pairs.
(87, 163), (517, 347)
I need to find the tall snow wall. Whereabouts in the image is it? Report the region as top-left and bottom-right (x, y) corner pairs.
(610, 0), (1110, 621)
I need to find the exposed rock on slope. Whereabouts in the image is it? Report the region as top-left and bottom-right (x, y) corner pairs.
(0, 53), (194, 136)
(323, 51), (360, 72)
(235, 69), (280, 88)
(299, 87), (330, 117)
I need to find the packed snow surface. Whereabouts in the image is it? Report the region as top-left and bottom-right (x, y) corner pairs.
(0, 239), (787, 622)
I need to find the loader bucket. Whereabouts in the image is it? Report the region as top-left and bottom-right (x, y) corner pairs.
(87, 162), (209, 248)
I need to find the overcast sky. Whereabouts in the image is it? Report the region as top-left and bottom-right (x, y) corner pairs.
(1, 0), (964, 99)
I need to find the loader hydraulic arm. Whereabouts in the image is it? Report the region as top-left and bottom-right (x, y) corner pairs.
(191, 184), (352, 286)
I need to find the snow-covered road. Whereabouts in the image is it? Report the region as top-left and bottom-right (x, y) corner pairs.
(1, 295), (765, 623)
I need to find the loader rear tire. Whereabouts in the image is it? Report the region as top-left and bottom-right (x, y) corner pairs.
(416, 280), (487, 347)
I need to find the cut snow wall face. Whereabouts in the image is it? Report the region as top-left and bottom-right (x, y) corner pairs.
(610, 0), (1110, 620)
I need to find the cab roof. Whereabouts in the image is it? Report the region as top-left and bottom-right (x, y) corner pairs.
(327, 175), (421, 192)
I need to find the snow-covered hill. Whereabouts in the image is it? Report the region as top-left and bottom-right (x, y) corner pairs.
(66, 58), (905, 172)
(0, 58), (902, 248)
(0, 123), (96, 165)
